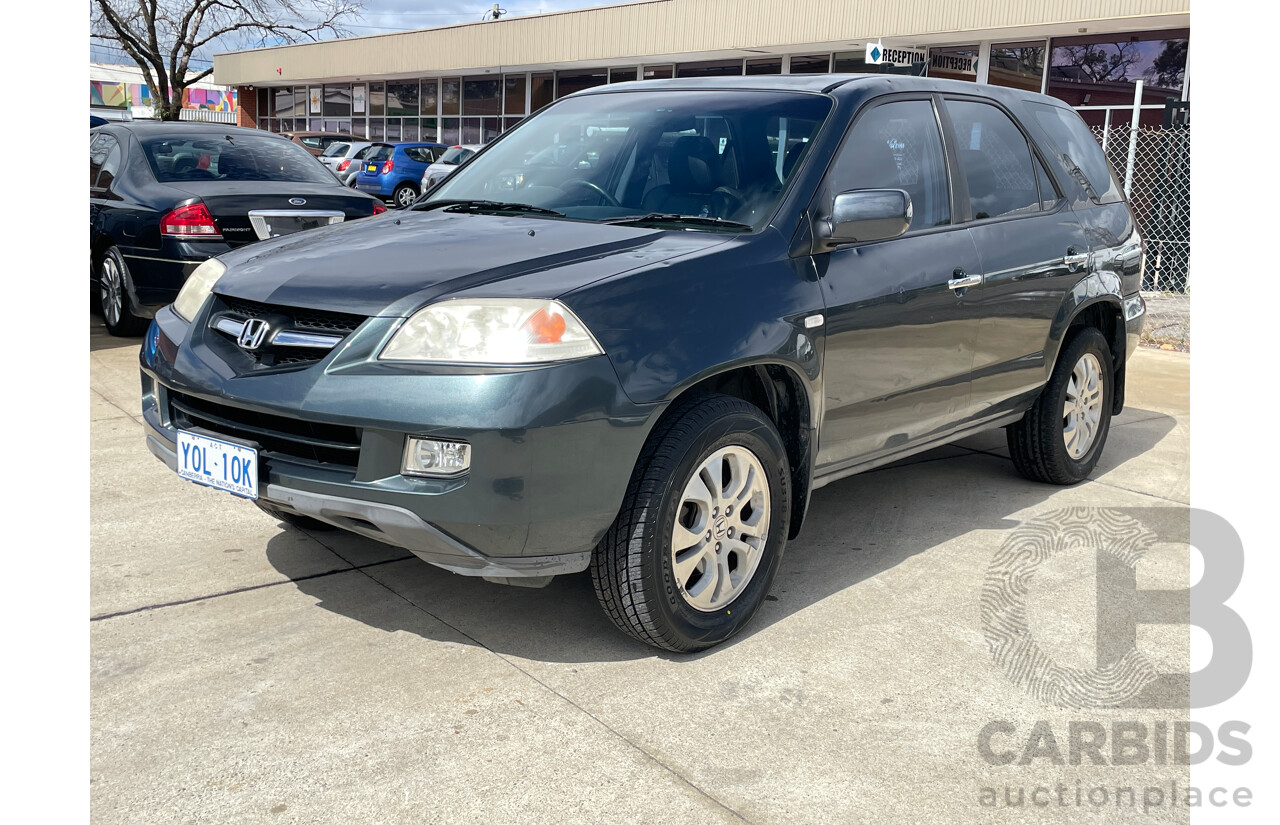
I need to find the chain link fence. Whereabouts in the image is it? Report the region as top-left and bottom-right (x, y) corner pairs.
(1091, 123), (1190, 351)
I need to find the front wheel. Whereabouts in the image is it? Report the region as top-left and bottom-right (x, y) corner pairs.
(393, 182), (419, 208)
(591, 394), (790, 652)
(98, 247), (148, 337)
(1007, 327), (1114, 484)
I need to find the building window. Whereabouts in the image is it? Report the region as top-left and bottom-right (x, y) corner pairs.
(323, 83), (352, 117)
(421, 79), (439, 117)
(369, 82), (385, 116)
(421, 117), (438, 143)
(387, 82), (419, 117)
(530, 73), (554, 110)
(556, 69), (607, 98)
(442, 117), (460, 144)
(676, 59), (742, 78)
(642, 65), (673, 80)
(929, 46), (980, 81)
(746, 57), (782, 75)
(504, 116), (523, 132)
(504, 74), (527, 114)
(988, 42), (1046, 92)
(609, 67), (637, 83)
(463, 76), (501, 115)
(789, 54), (831, 74)
(403, 118), (419, 141)
(1047, 30), (1188, 124)
(369, 118), (385, 140)
(386, 118), (401, 142)
(833, 49), (926, 76)
(442, 78), (460, 115)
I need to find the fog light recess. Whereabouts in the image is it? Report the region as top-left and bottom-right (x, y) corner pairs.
(403, 437), (471, 477)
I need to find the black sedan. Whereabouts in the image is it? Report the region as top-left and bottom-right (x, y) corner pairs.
(90, 122), (386, 336)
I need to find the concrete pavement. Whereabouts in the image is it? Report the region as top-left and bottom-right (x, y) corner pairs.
(91, 317), (1192, 824)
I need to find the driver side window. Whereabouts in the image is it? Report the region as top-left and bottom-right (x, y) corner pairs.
(829, 99), (951, 232)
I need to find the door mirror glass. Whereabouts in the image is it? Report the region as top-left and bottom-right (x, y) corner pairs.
(817, 189), (913, 249)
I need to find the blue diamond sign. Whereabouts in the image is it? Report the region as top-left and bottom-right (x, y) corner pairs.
(866, 42), (884, 64)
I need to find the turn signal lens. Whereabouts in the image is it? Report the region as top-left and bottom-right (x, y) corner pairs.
(524, 307), (567, 343)
(379, 299), (603, 364)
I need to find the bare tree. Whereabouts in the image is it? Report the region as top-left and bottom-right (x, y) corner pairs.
(92, 1), (362, 120)
(1053, 42), (1144, 84)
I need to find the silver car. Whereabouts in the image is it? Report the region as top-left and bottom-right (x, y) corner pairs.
(419, 144), (483, 193)
(318, 140), (391, 187)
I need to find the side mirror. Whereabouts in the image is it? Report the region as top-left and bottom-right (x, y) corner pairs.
(814, 189), (913, 252)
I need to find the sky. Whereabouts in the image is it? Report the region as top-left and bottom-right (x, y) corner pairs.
(90, 0), (637, 68)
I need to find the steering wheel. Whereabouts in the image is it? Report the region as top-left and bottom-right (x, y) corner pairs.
(558, 179), (621, 207)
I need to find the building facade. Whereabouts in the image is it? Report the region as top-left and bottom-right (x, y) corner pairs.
(215, 0), (1189, 143)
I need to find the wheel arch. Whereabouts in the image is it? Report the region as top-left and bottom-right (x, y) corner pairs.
(1045, 277), (1127, 416)
(654, 360), (818, 540)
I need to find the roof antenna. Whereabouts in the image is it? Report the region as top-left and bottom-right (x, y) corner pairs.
(484, 4), (506, 20)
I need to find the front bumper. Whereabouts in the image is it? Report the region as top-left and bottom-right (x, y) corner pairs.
(140, 307), (661, 580)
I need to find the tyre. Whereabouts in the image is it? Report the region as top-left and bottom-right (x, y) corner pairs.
(98, 247), (148, 337)
(392, 182), (419, 208)
(591, 394), (791, 652)
(1007, 326), (1114, 485)
(255, 500), (337, 532)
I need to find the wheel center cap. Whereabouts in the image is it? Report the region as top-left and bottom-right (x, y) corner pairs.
(713, 516), (728, 540)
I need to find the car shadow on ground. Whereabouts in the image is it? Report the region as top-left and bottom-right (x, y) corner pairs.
(265, 409), (1177, 664)
(89, 314), (145, 352)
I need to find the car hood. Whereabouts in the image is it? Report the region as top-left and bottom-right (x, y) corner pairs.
(212, 210), (732, 317)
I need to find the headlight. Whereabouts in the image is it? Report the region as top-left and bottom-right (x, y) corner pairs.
(379, 299), (603, 364)
(172, 258), (226, 322)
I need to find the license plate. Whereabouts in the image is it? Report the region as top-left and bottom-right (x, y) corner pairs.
(366, 164), (378, 172)
(177, 431), (259, 500)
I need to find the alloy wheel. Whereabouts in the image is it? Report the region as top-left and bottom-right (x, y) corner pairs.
(670, 445), (771, 612)
(100, 256), (124, 327)
(1063, 352), (1104, 459)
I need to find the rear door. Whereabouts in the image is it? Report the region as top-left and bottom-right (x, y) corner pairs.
(816, 96), (984, 473)
(939, 96), (1090, 419)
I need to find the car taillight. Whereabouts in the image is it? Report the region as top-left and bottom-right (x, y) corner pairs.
(161, 203), (221, 238)
(372, 202), (387, 215)
(381, 159), (394, 175)
(338, 159), (350, 171)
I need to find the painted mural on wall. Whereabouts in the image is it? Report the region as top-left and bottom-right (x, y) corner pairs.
(90, 80), (238, 112)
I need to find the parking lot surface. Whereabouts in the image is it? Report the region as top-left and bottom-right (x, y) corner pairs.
(91, 317), (1191, 824)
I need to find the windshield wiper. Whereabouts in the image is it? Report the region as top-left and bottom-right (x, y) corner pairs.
(601, 213), (752, 232)
(412, 199), (565, 217)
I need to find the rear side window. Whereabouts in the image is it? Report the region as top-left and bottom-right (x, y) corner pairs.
(944, 100), (1041, 220)
(403, 146), (437, 163)
(90, 134), (108, 186)
(1025, 101), (1123, 204)
(300, 136), (323, 148)
(829, 99), (951, 231)
(91, 134), (120, 190)
(97, 139), (122, 190)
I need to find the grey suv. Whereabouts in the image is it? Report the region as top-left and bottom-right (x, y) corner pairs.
(140, 75), (1146, 651)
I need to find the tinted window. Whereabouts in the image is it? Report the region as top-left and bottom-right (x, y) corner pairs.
(1025, 101), (1123, 204)
(1034, 154), (1059, 209)
(300, 136), (323, 148)
(945, 99), (1040, 220)
(829, 99), (950, 231)
(97, 139), (122, 190)
(321, 142), (349, 158)
(90, 134), (110, 187)
(367, 145), (394, 162)
(403, 146), (438, 163)
(140, 133), (336, 184)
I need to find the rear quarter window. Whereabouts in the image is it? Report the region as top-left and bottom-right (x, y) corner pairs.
(1023, 101), (1123, 204)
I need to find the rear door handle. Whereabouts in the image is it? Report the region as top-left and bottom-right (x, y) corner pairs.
(948, 268), (982, 291)
(1064, 247), (1091, 271)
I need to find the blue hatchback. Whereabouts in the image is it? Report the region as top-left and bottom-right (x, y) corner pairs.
(354, 142), (448, 208)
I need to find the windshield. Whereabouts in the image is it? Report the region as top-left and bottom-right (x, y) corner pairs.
(140, 132), (337, 184)
(424, 90), (832, 227)
(320, 142), (349, 158)
(439, 146), (475, 165)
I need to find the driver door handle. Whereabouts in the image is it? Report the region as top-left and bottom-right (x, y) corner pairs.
(948, 268), (982, 291)
(1064, 247), (1091, 271)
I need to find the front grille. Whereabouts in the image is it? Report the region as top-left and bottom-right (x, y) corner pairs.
(168, 390), (361, 468)
(211, 296), (366, 369)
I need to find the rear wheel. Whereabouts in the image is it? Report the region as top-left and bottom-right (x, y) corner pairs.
(1007, 327), (1113, 484)
(393, 182), (419, 208)
(591, 394), (790, 652)
(99, 248), (148, 337)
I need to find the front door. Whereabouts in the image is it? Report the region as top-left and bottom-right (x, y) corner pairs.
(815, 96), (983, 473)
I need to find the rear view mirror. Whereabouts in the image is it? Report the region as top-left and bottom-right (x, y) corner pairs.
(815, 189), (912, 251)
